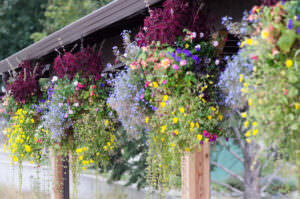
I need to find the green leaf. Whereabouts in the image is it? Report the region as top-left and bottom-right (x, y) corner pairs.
(277, 30), (296, 53)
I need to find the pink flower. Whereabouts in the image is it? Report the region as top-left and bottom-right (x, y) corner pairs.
(95, 108), (99, 112)
(58, 103), (63, 107)
(64, 113), (68, 118)
(161, 58), (171, 69)
(251, 55), (258, 60)
(0, 109), (3, 113)
(162, 80), (167, 85)
(284, 89), (288, 95)
(180, 60), (187, 66)
(74, 103), (79, 107)
(145, 81), (150, 88)
(36, 139), (42, 143)
(140, 93), (145, 100)
(172, 64), (179, 71)
(90, 91), (95, 96)
(69, 110), (73, 114)
(92, 85), (96, 89)
(77, 84), (85, 89)
(21, 99), (25, 104)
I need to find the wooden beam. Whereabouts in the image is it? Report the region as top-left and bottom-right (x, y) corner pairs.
(182, 142), (210, 199)
(51, 151), (63, 199)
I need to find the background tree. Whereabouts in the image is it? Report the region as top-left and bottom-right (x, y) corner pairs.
(31, 0), (112, 42)
(0, 0), (47, 60)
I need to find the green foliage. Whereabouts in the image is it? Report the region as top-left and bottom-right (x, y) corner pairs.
(0, 0), (46, 59)
(31, 0), (112, 42)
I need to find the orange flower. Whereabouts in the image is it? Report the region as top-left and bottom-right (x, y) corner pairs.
(161, 58), (171, 69)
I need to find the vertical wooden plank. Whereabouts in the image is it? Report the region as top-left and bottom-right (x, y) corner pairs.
(182, 142), (210, 199)
(51, 151), (63, 199)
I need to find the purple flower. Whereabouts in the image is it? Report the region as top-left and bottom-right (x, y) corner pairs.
(140, 93), (145, 100)
(288, 19), (293, 30)
(192, 55), (200, 64)
(152, 106), (157, 111)
(282, 0), (285, 5)
(171, 52), (176, 58)
(176, 48), (182, 54)
(180, 60), (187, 66)
(58, 103), (63, 108)
(183, 49), (192, 57)
(64, 113), (68, 118)
(195, 44), (201, 51)
(176, 56), (181, 62)
(297, 26), (300, 34)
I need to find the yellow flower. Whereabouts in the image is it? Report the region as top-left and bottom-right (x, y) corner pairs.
(13, 156), (18, 162)
(244, 83), (248, 88)
(104, 146), (108, 151)
(205, 138), (209, 143)
(190, 128), (194, 132)
(79, 156), (83, 161)
(295, 103), (299, 110)
(196, 123), (199, 128)
(245, 131), (251, 137)
(161, 138), (165, 142)
(244, 120), (249, 128)
(7, 128), (11, 133)
(173, 117), (178, 124)
(161, 102), (166, 108)
(161, 125), (167, 133)
(172, 111), (175, 115)
(30, 160), (34, 164)
(208, 115), (212, 120)
(246, 38), (253, 45)
(163, 95), (168, 101)
(83, 147), (88, 151)
(286, 59), (293, 68)
(107, 142), (111, 146)
(179, 107), (184, 113)
(170, 143), (175, 147)
(241, 112), (247, 118)
(239, 74), (243, 82)
(240, 41), (246, 48)
(31, 119), (34, 123)
(261, 30), (269, 39)
(174, 130), (179, 135)
(253, 129), (258, 136)
(82, 167), (86, 171)
(185, 43), (189, 48)
(218, 115), (223, 121)
(248, 98), (252, 106)
(190, 122), (195, 128)
(211, 107), (216, 111)
(105, 120), (109, 125)
(252, 122), (257, 127)
(25, 145), (31, 153)
(20, 120), (23, 124)
(185, 147), (190, 152)
(90, 159), (94, 164)
(202, 98), (206, 103)
(197, 134), (203, 141)
(153, 82), (158, 88)
(145, 117), (149, 124)
(246, 139), (251, 143)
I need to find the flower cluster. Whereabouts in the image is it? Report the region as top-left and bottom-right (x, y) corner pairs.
(222, 1), (300, 160)
(136, 0), (211, 46)
(6, 61), (43, 103)
(4, 108), (44, 165)
(53, 47), (103, 80)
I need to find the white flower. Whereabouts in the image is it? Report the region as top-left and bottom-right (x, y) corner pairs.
(107, 63), (112, 68)
(199, 32), (204, 38)
(51, 76), (58, 82)
(74, 81), (78, 86)
(215, 59), (220, 65)
(195, 44), (201, 50)
(192, 32), (197, 38)
(213, 41), (219, 47)
(74, 103), (79, 107)
(123, 53), (128, 57)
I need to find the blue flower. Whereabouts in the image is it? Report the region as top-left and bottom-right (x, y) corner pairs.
(183, 49), (192, 57)
(288, 19), (293, 30)
(176, 48), (181, 54)
(297, 26), (300, 34)
(192, 55), (200, 64)
(176, 56), (181, 62)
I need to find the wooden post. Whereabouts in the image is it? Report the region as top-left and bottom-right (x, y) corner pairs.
(51, 151), (70, 199)
(182, 142), (210, 199)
